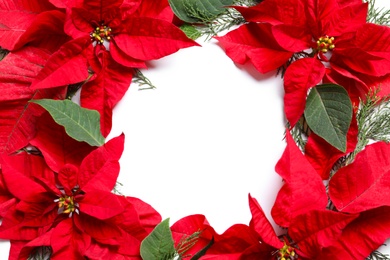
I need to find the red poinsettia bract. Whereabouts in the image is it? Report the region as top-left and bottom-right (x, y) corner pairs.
(216, 0), (390, 126)
(0, 134), (161, 259)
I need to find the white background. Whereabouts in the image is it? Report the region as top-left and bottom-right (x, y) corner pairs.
(1, 0), (389, 257)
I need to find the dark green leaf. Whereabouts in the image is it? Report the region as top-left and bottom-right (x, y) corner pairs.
(31, 99), (105, 146)
(304, 84), (352, 152)
(140, 218), (177, 260)
(168, 0), (233, 23)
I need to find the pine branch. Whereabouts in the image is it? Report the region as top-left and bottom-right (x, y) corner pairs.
(181, 0), (260, 41)
(132, 69), (156, 90)
(367, 248), (390, 260)
(366, 0), (390, 26)
(355, 88), (390, 154)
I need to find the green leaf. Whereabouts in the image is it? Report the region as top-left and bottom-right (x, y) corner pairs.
(304, 84), (352, 152)
(140, 218), (177, 260)
(168, 0), (233, 23)
(31, 99), (105, 147)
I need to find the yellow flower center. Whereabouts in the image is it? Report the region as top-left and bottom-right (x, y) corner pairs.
(90, 25), (112, 44)
(316, 35), (335, 53)
(275, 242), (297, 260)
(56, 195), (77, 216)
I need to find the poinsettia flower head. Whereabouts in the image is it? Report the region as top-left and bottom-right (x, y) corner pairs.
(27, 0), (198, 137)
(217, 0), (390, 126)
(0, 134), (161, 259)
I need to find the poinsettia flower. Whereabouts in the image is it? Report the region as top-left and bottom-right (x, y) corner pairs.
(245, 195), (359, 259)
(0, 134), (161, 259)
(27, 0), (198, 137)
(217, 0), (390, 125)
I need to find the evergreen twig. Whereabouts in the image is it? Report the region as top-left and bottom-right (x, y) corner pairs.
(366, 0), (390, 26)
(175, 230), (202, 259)
(367, 248), (390, 260)
(181, 0), (260, 41)
(133, 69), (156, 90)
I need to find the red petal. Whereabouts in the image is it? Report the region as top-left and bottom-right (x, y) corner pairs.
(75, 213), (122, 245)
(248, 194), (283, 249)
(209, 224), (260, 256)
(284, 57), (325, 126)
(78, 190), (124, 219)
(288, 210), (358, 258)
(30, 37), (91, 89)
(271, 131), (328, 227)
(305, 0), (339, 38)
(0, 47), (47, 152)
(0, 206), (40, 240)
(1, 154), (48, 202)
(83, 0), (122, 21)
(124, 196), (162, 235)
(0, 1), (58, 49)
(216, 23), (293, 73)
(235, 0), (307, 27)
(305, 115), (358, 179)
(51, 218), (91, 259)
(13, 10), (70, 53)
(171, 214), (216, 256)
(332, 46), (390, 77)
(271, 24), (312, 52)
(322, 3), (367, 36)
(132, 0), (173, 22)
(354, 23), (390, 60)
(58, 164), (79, 193)
(30, 112), (94, 173)
(319, 207), (390, 259)
(330, 141), (390, 213)
(80, 50), (133, 136)
(78, 134), (124, 191)
(114, 17), (199, 61)
(110, 40), (147, 68)
(18, 230), (54, 259)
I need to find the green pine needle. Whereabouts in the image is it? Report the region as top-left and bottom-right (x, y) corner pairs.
(133, 69), (156, 90)
(367, 248), (390, 260)
(185, 0), (260, 41)
(175, 230), (202, 259)
(366, 0), (390, 26)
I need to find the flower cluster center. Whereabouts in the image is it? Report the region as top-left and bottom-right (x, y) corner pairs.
(90, 24), (112, 44)
(56, 195), (78, 216)
(316, 35), (335, 53)
(276, 242), (297, 260)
